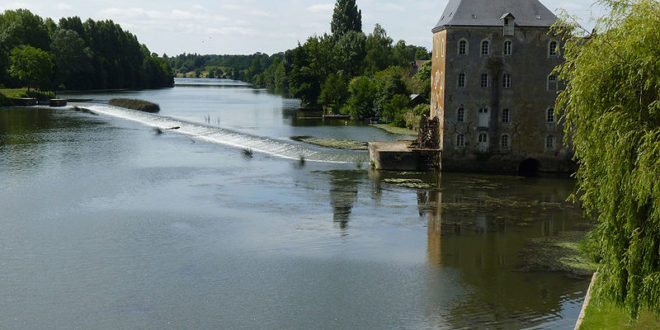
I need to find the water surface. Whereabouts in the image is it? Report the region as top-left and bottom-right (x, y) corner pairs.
(0, 81), (590, 329)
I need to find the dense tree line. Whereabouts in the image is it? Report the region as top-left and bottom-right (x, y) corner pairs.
(0, 9), (173, 91)
(168, 0), (431, 125)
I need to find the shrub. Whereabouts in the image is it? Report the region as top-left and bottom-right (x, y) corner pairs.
(108, 98), (160, 113)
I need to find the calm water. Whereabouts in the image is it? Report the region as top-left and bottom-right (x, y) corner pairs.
(0, 79), (590, 329)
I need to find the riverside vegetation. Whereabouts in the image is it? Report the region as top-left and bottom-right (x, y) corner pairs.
(108, 98), (160, 113)
(167, 0), (432, 130)
(554, 0), (659, 321)
(0, 9), (173, 97)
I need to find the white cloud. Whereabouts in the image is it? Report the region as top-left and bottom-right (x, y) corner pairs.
(56, 3), (72, 10)
(307, 3), (333, 14)
(383, 4), (405, 12)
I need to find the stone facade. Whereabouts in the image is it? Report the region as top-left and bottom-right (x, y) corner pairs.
(430, 0), (574, 173)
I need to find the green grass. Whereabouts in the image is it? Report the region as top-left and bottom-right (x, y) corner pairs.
(580, 293), (659, 329)
(0, 88), (55, 106)
(0, 88), (27, 99)
(370, 124), (417, 136)
(108, 98), (160, 113)
(291, 136), (367, 150)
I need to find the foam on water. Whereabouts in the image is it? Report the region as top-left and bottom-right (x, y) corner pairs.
(84, 104), (368, 164)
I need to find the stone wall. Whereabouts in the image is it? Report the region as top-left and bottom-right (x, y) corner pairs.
(431, 25), (573, 173)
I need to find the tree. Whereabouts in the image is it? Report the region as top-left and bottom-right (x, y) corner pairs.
(333, 30), (366, 78)
(331, 0), (362, 38)
(9, 45), (53, 91)
(553, 0), (659, 318)
(373, 66), (409, 118)
(346, 76), (376, 119)
(364, 24), (394, 74)
(50, 29), (93, 89)
(382, 94), (410, 126)
(319, 73), (348, 114)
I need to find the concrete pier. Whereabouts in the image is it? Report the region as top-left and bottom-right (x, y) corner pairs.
(369, 140), (441, 171)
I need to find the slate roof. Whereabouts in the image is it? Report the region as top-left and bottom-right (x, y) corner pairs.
(432, 0), (556, 31)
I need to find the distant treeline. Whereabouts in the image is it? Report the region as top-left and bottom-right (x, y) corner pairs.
(0, 9), (173, 91)
(168, 0), (432, 127)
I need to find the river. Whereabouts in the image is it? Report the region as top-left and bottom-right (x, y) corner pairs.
(0, 78), (590, 329)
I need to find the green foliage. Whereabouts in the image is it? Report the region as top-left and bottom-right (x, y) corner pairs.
(553, 0), (660, 318)
(364, 24), (394, 75)
(50, 28), (92, 89)
(289, 36), (334, 107)
(412, 104), (430, 116)
(333, 30), (366, 78)
(383, 94), (410, 126)
(412, 61), (432, 99)
(0, 9), (172, 91)
(373, 66), (410, 118)
(9, 45), (53, 91)
(331, 0), (362, 37)
(346, 76), (376, 119)
(319, 73), (348, 114)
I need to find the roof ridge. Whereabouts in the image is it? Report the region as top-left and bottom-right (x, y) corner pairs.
(433, 0), (556, 31)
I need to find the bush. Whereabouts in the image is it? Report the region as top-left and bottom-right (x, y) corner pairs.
(108, 98), (160, 113)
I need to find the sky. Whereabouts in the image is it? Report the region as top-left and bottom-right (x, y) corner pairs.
(1, 0), (606, 56)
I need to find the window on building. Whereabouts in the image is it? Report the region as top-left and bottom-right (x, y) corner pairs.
(457, 107), (465, 122)
(547, 74), (557, 91)
(456, 134), (465, 148)
(458, 39), (467, 55)
(502, 108), (510, 123)
(441, 39), (445, 57)
(480, 73), (489, 88)
(546, 135), (555, 149)
(547, 108), (555, 122)
(478, 132), (488, 143)
(503, 73), (511, 89)
(503, 40), (512, 56)
(481, 40), (490, 56)
(549, 41), (558, 56)
(501, 134), (510, 150)
(458, 73), (466, 88)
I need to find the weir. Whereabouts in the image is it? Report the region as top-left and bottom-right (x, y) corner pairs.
(84, 104), (368, 164)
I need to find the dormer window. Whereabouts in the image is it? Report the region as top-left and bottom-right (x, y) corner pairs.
(501, 13), (515, 36)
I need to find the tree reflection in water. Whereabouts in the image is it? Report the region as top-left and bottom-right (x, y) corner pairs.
(328, 170), (362, 232)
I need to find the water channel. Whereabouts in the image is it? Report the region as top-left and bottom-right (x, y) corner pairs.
(0, 78), (590, 329)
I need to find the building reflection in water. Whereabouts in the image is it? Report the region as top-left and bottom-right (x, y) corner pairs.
(416, 173), (591, 329)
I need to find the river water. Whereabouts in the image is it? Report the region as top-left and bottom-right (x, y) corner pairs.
(0, 78), (590, 329)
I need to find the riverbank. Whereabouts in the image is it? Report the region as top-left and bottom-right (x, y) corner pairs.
(291, 136), (367, 150)
(0, 88), (55, 105)
(370, 123), (417, 136)
(577, 276), (659, 329)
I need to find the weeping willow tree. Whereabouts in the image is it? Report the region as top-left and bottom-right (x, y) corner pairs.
(553, 0), (659, 318)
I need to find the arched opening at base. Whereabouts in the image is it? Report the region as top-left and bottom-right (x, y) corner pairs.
(519, 158), (540, 176)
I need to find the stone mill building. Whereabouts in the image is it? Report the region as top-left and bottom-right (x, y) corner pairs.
(429, 0), (574, 173)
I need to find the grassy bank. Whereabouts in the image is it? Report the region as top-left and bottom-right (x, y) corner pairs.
(291, 136), (367, 150)
(0, 88), (55, 105)
(579, 281), (659, 329)
(371, 124), (417, 136)
(108, 98), (160, 113)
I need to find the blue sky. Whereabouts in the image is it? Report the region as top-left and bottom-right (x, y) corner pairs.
(1, 0), (606, 56)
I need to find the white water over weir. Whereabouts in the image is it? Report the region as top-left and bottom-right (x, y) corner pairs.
(85, 104), (368, 164)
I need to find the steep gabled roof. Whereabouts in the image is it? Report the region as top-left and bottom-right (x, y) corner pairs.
(432, 0), (556, 32)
